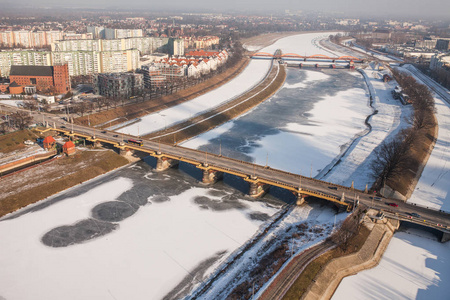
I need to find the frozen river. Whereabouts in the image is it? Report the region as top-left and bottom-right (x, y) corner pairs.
(0, 161), (284, 300)
(1, 32), (435, 299)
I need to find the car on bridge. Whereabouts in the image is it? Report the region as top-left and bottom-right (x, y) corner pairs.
(410, 213), (421, 218)
(387, 203), (398, 207)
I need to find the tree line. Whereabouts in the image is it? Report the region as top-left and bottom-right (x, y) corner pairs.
(370, 68), (436, 193)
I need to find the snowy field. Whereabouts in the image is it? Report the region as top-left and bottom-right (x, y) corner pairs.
(0, 167), (281, 300)
(0, 99), (22, 107)
(332, 228), (450, 300)
(322, 64), (412, 189)
(116, 32), (338, 136)
(400, 66), (450, 212)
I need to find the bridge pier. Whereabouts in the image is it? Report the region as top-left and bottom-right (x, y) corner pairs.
(442, 232), (450, 243)
(248, 176), (269, 198)
(155, 153), (179, 172)
(119, 147), (131, 157)
(202, 167), (223, 185)
(296, 192), (307, 206)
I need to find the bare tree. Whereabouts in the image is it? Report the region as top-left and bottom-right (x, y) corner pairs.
(10, 111), (33, 130)
(22, 100), (38, 111)
(330, 209), (363, 251)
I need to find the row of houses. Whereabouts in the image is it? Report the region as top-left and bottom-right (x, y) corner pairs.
(138, 50), (228, 88)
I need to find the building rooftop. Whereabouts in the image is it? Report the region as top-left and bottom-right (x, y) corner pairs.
(10, 65), (53, 77)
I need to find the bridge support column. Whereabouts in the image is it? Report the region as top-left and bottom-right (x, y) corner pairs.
(155, 155), (179, 172)
(248, 177), (269, 198)
(119, 147), (131, 157)
(202, 168), (223, 185)
(442, 232), (450, 243)
(296, 192), (307, 206)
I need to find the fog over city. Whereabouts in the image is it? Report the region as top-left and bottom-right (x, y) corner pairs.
(3, 0), (450, 18)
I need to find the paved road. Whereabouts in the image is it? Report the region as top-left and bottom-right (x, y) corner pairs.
(3, 105), (450, 232)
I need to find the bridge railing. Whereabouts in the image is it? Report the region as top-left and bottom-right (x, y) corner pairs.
(408, 202), (450, 215)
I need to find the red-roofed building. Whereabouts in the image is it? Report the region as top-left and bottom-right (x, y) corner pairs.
(43, 136), (56, 150)
(62, 140), (76, 156)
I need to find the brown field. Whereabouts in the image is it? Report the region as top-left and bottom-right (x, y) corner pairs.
(282, 225), (371, 300)
(0, 129), (41, 154)
(0, 149), (128, 218)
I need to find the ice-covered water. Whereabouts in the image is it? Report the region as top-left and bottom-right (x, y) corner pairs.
(183, 68), (371, 179)
(0, 160), (283, 300)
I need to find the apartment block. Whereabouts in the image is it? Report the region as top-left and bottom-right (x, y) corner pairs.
(0, 50), (52, 77)
(95, 72), (143, 98)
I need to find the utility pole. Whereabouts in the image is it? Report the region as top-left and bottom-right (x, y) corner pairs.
(299, 170), (302, 190)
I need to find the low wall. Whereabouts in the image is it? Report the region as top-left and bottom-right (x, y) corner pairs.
(301, 218), (398, 300)
(0, 150), (57, 174)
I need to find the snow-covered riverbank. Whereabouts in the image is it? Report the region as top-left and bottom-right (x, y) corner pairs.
(400, 65), (450, 213)
(332, 228), (450, 300)
(116, 32), (338, 136)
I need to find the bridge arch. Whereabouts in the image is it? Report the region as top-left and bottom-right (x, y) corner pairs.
(252, 52), (274, 57)
(337, 55), (360, 61)
(308, 54), (332, 60)
(281, 53), (304, 59)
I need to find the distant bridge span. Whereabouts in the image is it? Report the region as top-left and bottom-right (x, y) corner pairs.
(252, 51), (364, 63)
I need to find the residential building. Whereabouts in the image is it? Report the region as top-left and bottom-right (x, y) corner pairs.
(95, 72), (143, 98)
(0, 30), (63, 48)
(0, 50), (52, 77)
(52, 37), (180, 56)
(169, 38), (184, 56)
(1, 49), (139, 77)
(430, 53), (450, 70)
(436, 39), (450, 51)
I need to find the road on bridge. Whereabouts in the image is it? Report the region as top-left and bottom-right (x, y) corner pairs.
(2, 105), (450, 232)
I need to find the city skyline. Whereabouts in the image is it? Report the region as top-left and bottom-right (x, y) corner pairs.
(1, 0), (450, 19)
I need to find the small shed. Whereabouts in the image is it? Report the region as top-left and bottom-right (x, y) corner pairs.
(62, 140), (76, 156)
(43, 136), (56, 150)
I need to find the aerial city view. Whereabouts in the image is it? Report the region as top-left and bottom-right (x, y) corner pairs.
(0, 0), (449, 299)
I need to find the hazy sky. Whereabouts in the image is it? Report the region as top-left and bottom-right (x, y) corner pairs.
(7, 0), (450, 18)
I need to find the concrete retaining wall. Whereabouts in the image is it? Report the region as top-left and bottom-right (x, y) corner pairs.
(0, 150), (57, 174)
(301, 219), (398, 300)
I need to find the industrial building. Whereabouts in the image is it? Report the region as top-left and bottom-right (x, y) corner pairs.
(8, 64), (70, 94)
